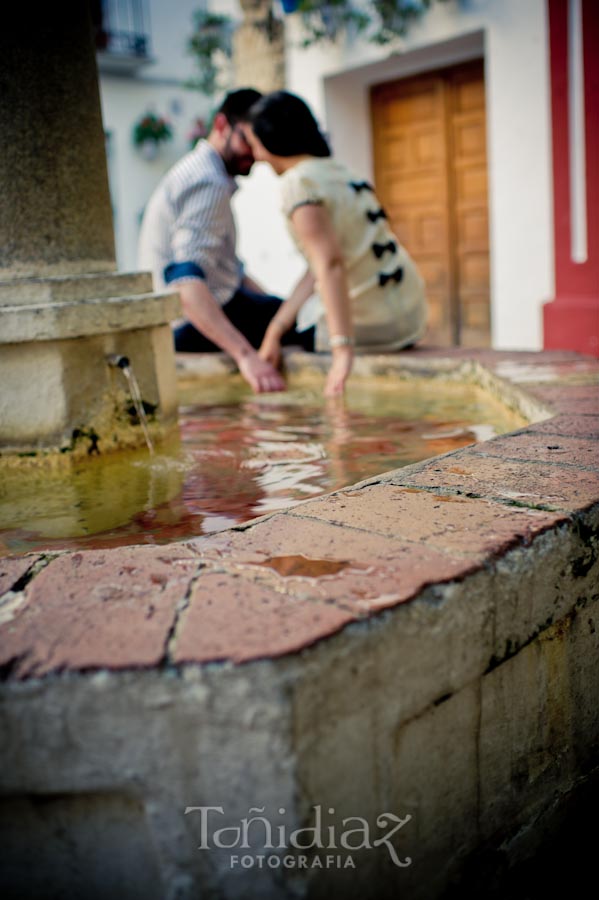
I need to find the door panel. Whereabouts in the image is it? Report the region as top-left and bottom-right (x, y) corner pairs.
(371, 61), (490, 346)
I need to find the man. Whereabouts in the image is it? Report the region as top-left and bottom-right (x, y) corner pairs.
(138, 89), (312, 393)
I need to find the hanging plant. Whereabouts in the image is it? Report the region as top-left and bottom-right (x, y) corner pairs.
(295, 0), (370, 47)
(295, 0), (449, 48)
(132, 113), (173, 159)
(187, 10), (234, 96)
(369, 0), (449, 44)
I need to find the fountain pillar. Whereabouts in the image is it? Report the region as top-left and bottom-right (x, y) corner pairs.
(0, 1), (180, 456)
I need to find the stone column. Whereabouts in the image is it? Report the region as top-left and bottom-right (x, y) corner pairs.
(0, 1), (179, 455)
(233, 0), (286, 92)
(0, 1), (115, 278)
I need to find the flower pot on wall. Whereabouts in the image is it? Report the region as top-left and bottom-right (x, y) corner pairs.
(139, 139), (159, 161)
(132, 112), (173, 158)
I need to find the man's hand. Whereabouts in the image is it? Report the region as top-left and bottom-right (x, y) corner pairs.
(178, 281), (285, 393)
(324, 346), (354, 396)
(238, 351), (286, 393)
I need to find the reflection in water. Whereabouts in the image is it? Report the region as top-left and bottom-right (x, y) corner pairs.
(0, 379), (525, 556)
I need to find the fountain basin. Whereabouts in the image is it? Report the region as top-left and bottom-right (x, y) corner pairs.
(0, 347), (597, 899)
(0, 357), (529, 555)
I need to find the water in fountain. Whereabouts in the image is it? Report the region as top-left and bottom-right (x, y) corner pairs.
(0, 376), (528, 557)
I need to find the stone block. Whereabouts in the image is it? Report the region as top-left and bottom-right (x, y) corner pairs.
(289, 484), (564, 559)
(1, 291), (180, 344)
(490, 511), (599, 664)
(470, 431), (599, 469)
(0, 792), (164, 900)
(0, 547), (198, 676)
(478, 614), (588, 841)
(525, 385), (599, 416)
(387, 682), (481, 899)
(386, 449), (599, 513)
(0, 323), (178, 451)
(527, 414), (599, 438)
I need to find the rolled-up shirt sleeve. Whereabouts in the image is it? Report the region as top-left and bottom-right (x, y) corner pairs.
(166, 180), (238, 289)
(138, 142), (244, 303)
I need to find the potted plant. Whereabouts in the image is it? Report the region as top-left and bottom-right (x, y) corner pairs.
(132, 112), (173, 159)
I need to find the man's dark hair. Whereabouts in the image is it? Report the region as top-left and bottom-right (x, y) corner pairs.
(248, 91), (331, 158)
(218, 88), (263, 127)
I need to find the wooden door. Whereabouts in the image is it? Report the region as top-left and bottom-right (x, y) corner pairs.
(371, 61), (490, 346)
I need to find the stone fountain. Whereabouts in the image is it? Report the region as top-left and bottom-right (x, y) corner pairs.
(0, 2), (179, 458)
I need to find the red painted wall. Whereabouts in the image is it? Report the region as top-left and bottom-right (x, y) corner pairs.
(543, 0), (599, 356)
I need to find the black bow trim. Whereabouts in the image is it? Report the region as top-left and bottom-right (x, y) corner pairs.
(378, 267), (404, 287)
(349, 180), (374, 193)
(366, 208), (387, 223)
(372, 240), (397, 259)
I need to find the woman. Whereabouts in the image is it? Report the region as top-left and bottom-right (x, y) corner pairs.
(244, 91), (428, 396)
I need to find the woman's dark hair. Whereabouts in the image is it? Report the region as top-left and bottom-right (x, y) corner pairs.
(248, 91), (331, 158)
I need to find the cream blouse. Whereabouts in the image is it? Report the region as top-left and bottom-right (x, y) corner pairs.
(280, 157), (427, 352)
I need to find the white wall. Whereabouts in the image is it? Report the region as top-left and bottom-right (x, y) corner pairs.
(233, 163), (305, 296)
(100, 77), (210, 270)
(141, 0), (204, 83)
(98, 0), (214, 271)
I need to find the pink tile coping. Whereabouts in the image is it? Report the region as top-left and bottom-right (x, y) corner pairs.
(522, 384), (599, 416)
(0, 349), (598, 677)
(0, 545), (198, 679)
(468, 431), (599, 469)
(385, 450), (599, 512)
(527, 415), (599, 438)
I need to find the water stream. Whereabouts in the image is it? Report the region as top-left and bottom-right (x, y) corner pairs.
(106, 354), (154, 454)
(121, 365), (154, 455)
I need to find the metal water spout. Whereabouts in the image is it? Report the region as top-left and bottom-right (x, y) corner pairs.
(106, 354), (130, 370)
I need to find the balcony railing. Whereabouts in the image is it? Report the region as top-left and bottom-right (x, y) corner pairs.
(93, 0), (153, 74)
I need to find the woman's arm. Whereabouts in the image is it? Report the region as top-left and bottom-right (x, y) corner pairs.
(289, 203), (354, 396)
(258, 268), (315, 366)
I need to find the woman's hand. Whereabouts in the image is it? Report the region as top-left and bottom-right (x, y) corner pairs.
(258, 322), (284, 368)
(325, 346), (354, 396)
(289, 205), (354, 397)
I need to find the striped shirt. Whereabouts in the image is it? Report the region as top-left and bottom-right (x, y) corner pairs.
(137, 140), (243, 305)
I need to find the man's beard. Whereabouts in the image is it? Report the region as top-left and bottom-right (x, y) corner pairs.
(223, 151), (254, 177)
(222, 134), (254, 176)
